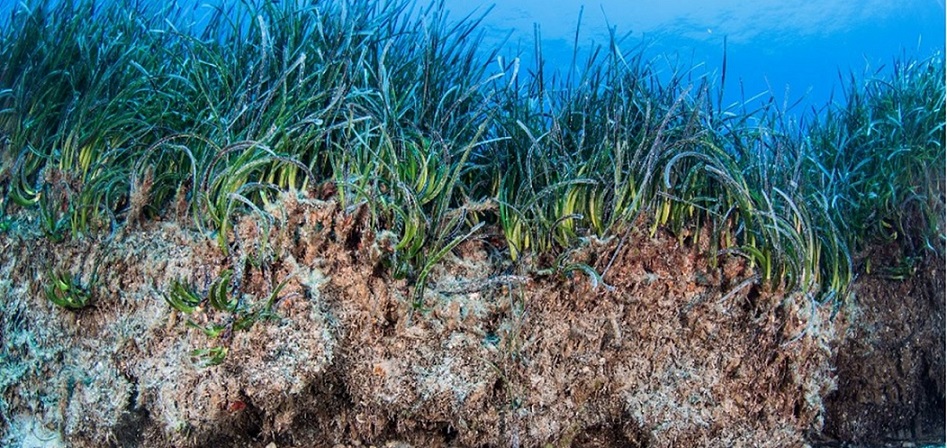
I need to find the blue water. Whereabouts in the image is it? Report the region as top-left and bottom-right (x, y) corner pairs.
(443, 0), (946, 112)
(2, 0), (943, 113)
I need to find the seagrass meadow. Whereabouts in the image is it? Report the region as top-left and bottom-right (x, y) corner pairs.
(0, 0), (943, 446)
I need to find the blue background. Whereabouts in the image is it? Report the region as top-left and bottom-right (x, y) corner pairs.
(442, 0), (946, 112)
(2, 0), (943, 113)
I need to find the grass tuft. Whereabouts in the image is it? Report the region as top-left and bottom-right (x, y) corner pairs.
(45, 270), (93, 310)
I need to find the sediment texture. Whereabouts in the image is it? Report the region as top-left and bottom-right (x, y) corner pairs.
(0, 196), (942, 447)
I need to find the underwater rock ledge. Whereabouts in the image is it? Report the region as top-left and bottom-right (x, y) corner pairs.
(0, 196), (942, 447)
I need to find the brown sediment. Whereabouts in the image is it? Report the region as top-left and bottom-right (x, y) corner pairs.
(817, 245), (946, 446)
(0, 193), (942, 447)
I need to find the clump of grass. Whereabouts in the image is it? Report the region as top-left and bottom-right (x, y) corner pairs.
(805, 55), (945, 260)
(45, 270), (93, 310)
(165, 269), (289, 366)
